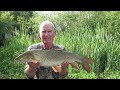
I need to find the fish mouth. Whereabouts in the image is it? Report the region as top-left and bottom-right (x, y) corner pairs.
(15, 57), (20, 61)
(15, 55), (22, 61)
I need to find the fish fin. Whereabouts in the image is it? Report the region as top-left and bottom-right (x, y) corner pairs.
(70, 62), (79, 70)
(52, 66), (58, 72)
(52, 65), (62, 72)
(83, 57), (95, 64)
(82, 62), (91, 73)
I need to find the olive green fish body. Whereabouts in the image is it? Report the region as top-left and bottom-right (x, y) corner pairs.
(16, 50), (81, 65)
(15, 49), (94, 72)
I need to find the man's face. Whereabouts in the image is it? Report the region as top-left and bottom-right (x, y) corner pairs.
(40, 24), (55, 44)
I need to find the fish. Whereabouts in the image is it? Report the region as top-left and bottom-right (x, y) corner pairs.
(15, 49), (95, 73)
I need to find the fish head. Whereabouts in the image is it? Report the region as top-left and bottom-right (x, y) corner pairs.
(15, 51), (35, 62)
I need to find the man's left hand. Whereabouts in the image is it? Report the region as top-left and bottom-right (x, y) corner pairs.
(60, 62), (69, 69)
(52, 62), (69, 73)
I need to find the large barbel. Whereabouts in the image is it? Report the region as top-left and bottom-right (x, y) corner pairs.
(15, 49), (94, 73)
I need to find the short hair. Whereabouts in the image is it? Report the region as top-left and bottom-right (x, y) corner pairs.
(39, 20), (55, 33)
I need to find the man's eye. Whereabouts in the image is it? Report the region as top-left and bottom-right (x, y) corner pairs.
(42, 31), (46, 33)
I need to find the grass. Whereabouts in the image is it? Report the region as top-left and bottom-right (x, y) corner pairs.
(0, 23), (120, 79)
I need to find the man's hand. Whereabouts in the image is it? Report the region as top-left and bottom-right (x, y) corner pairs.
(61, 62), (79, 69)
(27, 60), (40, 69)
(52, 62), (69, 73)
(52, 62), (79, 73)
(60, 62), (69, 69)
(24, 60), (40, 78)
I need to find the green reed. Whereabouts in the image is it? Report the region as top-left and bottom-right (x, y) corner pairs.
(0, 23), (120, 79)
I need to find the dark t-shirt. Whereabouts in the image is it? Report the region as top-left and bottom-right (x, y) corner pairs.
(25, 43), (67, 79)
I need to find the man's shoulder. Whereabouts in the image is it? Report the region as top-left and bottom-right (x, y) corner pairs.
(27, 43), (41, 50)
(53, 44), (65, 50)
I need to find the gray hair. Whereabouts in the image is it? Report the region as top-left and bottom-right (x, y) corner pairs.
(39, 20), (55, 33)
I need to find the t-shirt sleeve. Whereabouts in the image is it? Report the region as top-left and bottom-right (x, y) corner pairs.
(27, 44), (38, 51)
(56, 44), (66, 51)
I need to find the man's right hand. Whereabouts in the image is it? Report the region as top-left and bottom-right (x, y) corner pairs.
(24, 60), (40, 78)
(27, 60), (40, 69)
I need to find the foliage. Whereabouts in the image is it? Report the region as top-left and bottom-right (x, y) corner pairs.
(0, 11), (120, 79)
(0, 11), (14, 45)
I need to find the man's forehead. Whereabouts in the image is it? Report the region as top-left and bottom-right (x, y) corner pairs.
(41, 24), (54, 31)
(42, 26), (54, 30)
(43, 24), (54, 28)
(39, 21), (55, 32)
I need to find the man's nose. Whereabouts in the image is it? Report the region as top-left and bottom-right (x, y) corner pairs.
(45, 32), (49, 36)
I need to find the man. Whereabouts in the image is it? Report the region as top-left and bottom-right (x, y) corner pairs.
(24, 20), (79, 79)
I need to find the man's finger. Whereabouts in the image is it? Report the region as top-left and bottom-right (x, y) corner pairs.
(52, 66), (62, 72)
(27, 60), (40, 68)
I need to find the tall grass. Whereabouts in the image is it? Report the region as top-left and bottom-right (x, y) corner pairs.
(55, 24), (120, 79)
(0, 25), (37, 79)
(0, 23), (120, 79)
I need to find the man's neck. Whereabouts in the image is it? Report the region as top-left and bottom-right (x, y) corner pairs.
(41, 42), (53, 49)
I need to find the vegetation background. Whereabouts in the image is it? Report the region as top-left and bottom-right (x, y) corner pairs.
(0, 11), (119, 79)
